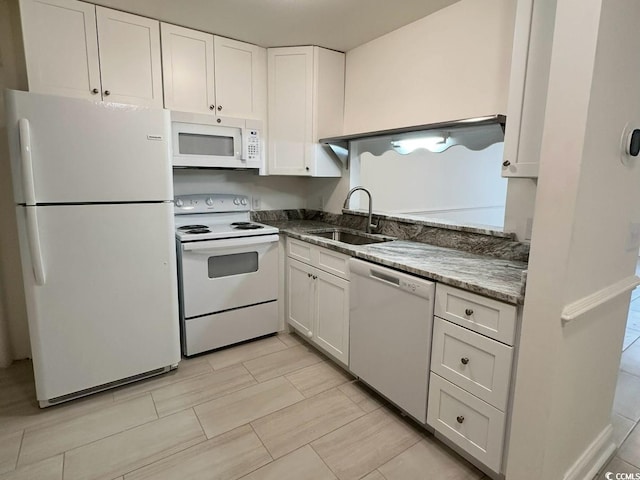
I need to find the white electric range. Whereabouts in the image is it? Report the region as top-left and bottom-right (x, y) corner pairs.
(174, 194), (280, 356)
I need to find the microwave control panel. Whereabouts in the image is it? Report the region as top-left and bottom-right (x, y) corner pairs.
(244, 130), (260, 161)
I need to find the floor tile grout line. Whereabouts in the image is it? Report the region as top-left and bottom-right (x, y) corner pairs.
(150, 391), (160, 419)
(248, 385), (368, 461)
(248, 422), (275, 461)
(247, 354), (326, 384)
(375, 469), (390, 480)
(309, 443), (340, 479)
(112, 434), (210, 480)
(49, 395), (192, 465)
(152, 367), (259, 418)
(12, 429), (25, 471)
(113, 366), (218, 403)
(18, 391), (124, 438)
(14, 393), (161, 470)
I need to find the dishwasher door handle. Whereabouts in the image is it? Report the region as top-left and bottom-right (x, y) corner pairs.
(369, 268), (401, 286)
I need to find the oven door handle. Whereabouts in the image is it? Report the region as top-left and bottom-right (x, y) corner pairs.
(182, 234), (279, 252)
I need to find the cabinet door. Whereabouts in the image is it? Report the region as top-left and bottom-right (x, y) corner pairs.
(214, 36), (266, 120)
(20, 0), (101, 100)
(267, 47), (313, 175)
(286, 258), (314, 338)
(161, 23), (215, 114)
(314, 269), (349, 365)
(96, 7), (162, 107)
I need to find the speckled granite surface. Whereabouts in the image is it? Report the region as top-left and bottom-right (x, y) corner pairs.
(252, 209), (530, 263)
(253, 215), (528, 305)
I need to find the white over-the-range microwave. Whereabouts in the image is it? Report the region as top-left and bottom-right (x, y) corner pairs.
(171, 111), (262, 169)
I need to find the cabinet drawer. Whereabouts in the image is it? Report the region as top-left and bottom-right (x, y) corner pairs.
(287, 237), (350, 280)
(316, 247), (349, 279)
(427, 373), (505, 473)
(287, 238), (314, 264)
(431, 318), (512, 410)
(435, 284), (517, 345)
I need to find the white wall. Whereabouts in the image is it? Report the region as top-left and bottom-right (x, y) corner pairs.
(0, 0), (29, 365)
(310, 0), (520, 231)
(506, 0), (640, 477)
(343, 0), (515, 134)
(359, 143), (507, 222)
(173, 169), (311, 210)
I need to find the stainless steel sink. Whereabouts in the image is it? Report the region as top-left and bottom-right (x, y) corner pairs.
(307, 228), (395, 245)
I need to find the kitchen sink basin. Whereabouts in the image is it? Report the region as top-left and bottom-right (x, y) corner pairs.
(308, 228), (395, 245)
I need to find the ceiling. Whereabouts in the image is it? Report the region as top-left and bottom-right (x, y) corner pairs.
(91, 0), (462, 52)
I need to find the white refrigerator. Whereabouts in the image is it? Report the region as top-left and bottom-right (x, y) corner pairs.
(5, 90), (181, 407)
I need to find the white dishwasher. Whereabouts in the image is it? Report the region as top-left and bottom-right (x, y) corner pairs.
(349, 258), (435, 424)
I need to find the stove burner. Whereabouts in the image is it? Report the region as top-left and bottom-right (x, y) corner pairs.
(178, 224), (209, 231)
(184, 227), (211, 234)
(234, 224), (264, 230)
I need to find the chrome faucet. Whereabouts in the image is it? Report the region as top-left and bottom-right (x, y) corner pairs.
(343, 186), (378, 234)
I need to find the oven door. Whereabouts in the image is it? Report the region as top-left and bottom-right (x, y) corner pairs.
(180, 234), (279, 318)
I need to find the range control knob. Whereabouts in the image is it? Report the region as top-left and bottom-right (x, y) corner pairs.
(206, 197), (214, 206)
(175, 199), (184, 207)
(233, 198), (241, 206)
(240, 198), (248, 206)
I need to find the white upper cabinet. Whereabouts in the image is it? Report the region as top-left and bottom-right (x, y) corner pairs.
(161, 23), (215, 114)
(161, 24), (266, 121)
(214, 36), (266, 120)
(267, 46), (345, 177)
(20, 0), (101, 100)
(95, 7), (163, 107)
(502, 0), (554, 178)
(20, 0), (162, 107)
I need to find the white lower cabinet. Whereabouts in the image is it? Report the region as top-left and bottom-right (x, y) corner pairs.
(431, 318), (513, 410)
(286, 243), (349, 365)
(428, 284), (518, 476)
(427, 373), (506, 473)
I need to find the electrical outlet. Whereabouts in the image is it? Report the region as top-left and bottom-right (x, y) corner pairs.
(252, 196), (261, 210)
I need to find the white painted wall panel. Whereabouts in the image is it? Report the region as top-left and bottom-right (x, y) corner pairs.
(343, 0), (516, 134)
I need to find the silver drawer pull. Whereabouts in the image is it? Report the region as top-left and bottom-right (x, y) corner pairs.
(456, 415), (465, 424)
(460, 357), (469, 365)
(465, 308), (474, 316)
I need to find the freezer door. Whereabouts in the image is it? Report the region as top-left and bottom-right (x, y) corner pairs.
(16, 203), (180, 402)
(5, 89), (172, 204)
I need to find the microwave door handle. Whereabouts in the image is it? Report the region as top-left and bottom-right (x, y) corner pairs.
(182, 234), (279, 252)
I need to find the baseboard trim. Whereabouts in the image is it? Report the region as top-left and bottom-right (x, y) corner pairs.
(563, 424), (615, 480)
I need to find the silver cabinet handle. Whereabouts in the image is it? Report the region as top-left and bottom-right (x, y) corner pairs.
(217, 105), (222, 111)
(209, 105), (215, 110)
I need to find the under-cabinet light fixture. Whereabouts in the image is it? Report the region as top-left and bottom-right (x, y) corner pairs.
(391, 135), (446, 154)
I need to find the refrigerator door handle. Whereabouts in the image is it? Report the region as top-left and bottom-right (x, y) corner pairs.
(26, 207), (46, 285)
(19, 119), (37, 206)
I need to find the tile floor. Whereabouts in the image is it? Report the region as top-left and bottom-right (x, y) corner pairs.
(0, 332), (486, 480)
(599, 279), (640, 479)
(4, 288), (640, 480)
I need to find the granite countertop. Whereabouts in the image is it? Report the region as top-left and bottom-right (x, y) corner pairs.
(266, 219), (527, 305)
